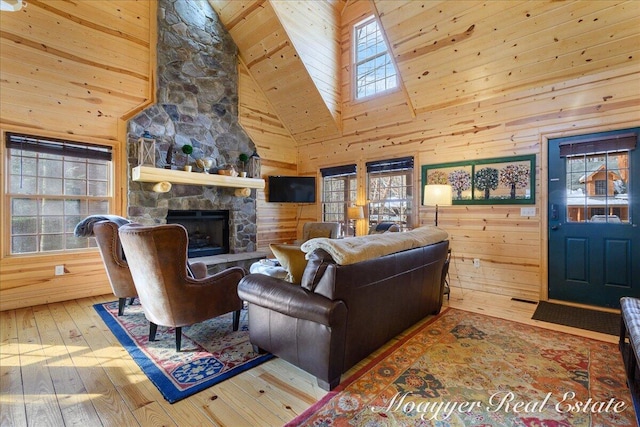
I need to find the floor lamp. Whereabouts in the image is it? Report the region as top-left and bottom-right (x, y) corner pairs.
(347, 205), (364, 236)
(423, 185), (453, 226)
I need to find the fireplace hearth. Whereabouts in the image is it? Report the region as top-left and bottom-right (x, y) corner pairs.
(166, 210), (229, 258)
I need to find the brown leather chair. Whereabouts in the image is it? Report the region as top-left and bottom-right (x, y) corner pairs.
(93, 221), (137, 316)
(294, 222), (340, 244)
(93, 220), (209, 316)
(118, 223), (245, 351)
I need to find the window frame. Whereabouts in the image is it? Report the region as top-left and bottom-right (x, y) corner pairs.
(4, 132), (115, 256)
(366, 157), (414, 232)
(321, 164), (357, 237)
(352, 15), (398, 101)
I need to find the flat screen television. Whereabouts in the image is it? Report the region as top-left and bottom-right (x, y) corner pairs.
(268, 176), (316, 203)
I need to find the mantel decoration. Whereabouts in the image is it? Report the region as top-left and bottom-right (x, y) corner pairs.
(195, 157), (213, 173)
(238, 153), (249, 175)
(422, 154), (536, 205)
(181, 144), (193, 171)
(137, 131), (156, 167)
(247, 151), (261, 179)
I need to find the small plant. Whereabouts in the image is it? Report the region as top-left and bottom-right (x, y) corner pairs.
(181, 144), (193, 165)
(238, 153), (249, 171)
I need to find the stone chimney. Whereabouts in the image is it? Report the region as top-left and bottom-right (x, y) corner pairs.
(126, 0), (257, 253)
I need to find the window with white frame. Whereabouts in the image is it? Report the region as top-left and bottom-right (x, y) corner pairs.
(354, 16), (397, 100)
(367, 157), (413, 231)
(321, 164), (357, 237)
(5, 133), (113, 254)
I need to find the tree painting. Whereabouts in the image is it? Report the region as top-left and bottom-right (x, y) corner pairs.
(448, 169), (471, 200)
(427, 170), (448, 185)
(475, 167), (499, 199)
(500, 164), (530, 199)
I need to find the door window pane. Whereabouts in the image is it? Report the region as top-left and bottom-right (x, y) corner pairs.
(566, 151), (629, 223)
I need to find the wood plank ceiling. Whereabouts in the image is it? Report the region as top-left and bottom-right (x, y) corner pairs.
(210, 0), (640, 146)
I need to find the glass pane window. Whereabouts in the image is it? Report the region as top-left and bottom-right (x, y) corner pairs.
(322, 165), (357, 237)
(566, 151), (630, 223)
(6, 133), (113, 254)
(367, 157), (413, 231)
(354, 16), (397, 100)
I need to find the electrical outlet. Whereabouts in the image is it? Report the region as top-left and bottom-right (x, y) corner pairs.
(473, 258), (480, 268)
(55, 265), (65, 275)
(520, 207), (536, 217)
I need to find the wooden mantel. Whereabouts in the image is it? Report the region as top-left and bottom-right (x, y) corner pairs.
(131, 165), (265, 189)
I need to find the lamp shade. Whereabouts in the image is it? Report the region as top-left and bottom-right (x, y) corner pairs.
(347, 205), (364, 220)
(1, 0), (23, 11)
(423, 185), (453, 206)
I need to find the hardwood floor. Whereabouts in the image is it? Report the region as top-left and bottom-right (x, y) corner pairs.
(0, 286), (619, 426)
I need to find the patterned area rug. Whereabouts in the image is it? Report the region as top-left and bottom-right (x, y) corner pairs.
(94, 301), (273, 403)
(289, 308), (635, 426)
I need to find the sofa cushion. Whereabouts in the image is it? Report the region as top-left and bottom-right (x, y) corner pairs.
(270, 244), (307, 284)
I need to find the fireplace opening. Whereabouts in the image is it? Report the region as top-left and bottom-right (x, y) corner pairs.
(166, 210), (229, 258)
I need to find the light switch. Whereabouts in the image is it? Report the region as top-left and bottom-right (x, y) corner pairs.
(520, 207), (536, 217)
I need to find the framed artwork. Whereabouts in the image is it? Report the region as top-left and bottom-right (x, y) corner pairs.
(421, 154), (536, 204)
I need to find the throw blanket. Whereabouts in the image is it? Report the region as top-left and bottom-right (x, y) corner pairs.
(300, 226), (449, 265)
(74, 214), (131, 237)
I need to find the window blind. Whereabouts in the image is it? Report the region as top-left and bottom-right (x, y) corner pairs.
(6, 132), (112, 161)
(559, 132), (637, 157)
(366, 156), (413, 173)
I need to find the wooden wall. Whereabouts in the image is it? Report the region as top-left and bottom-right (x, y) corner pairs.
(237, 62), (299, 247)
(0, 1), (155, 311)
(295, 2), (640, 303)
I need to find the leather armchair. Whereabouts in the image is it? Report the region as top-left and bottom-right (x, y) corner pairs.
(93, 221), (137, 316)
(294, 222), (340, 244)
(92, 220), (209, 316)
(118, 223), (245, 351)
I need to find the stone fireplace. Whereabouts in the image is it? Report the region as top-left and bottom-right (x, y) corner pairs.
(125, 0), (257, 254)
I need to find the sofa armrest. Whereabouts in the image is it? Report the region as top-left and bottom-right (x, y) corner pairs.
(238, 274), (344, 327)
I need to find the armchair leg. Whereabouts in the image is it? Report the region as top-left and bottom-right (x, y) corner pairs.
(252, 345), (267, 354)
(149, 322), (158, 342)
(118, 298), (127, 316)
(175, 327), (182, 352)
(129, 297), (136, 305)
(233, 310), (241, 331)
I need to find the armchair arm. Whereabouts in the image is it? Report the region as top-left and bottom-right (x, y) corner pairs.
(238, 274), (344, 327)
(188, 261), (208, 279)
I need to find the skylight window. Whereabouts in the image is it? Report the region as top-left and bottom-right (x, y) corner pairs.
(354, 16), (397, 100)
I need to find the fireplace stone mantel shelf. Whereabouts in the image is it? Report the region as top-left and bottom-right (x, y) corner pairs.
(132, 165), (265, 190)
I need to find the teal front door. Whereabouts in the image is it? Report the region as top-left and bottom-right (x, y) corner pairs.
(548, 128), (640, 308)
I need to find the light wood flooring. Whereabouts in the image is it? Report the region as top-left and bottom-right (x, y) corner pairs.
(0, 286), (620, 427)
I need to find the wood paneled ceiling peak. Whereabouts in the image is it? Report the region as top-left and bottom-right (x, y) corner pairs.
(212, 1), (639, 147)
(209, 0), (343, 144)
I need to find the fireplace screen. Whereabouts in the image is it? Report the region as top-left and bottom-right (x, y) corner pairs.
(166, 210), (229, 258)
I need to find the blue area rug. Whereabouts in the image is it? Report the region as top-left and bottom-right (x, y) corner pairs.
(94, 301), (273, 403)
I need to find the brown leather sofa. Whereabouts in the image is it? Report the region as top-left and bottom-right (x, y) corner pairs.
(237, 239), (449, 390)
